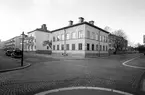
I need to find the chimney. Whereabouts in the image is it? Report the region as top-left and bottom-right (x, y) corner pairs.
(89, 21), (94, 25)
(41, 24), (47, 31)
(69, 20), (73, 26)
(79, 17), (84, 23)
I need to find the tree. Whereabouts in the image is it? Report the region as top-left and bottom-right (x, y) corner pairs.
(104, 26), (112, 32)
(43, 40), (52, 49)
(111, 29), (128, 54)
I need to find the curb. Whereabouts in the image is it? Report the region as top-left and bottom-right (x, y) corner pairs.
(0, 63), (31, 73)
(35, 86), (133, 95)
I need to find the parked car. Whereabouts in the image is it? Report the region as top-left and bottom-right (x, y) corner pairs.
(11, 49), (22, 58)
(5, 50), (13, 56)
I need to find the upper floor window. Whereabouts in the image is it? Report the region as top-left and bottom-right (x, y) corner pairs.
(87, 31), (90, 38)
(53, 37), (55, 42)
(92, 32), (95, 39)
(78, 30), (83, 38)
(66, 33), (70, 40)
(71, 32), (76, 39)
(61, 34), (64, 40)
(96, 34), (99, 40)
(57, 35), (60, 41)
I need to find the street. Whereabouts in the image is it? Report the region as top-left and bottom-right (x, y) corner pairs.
(0, 52), (145, 95)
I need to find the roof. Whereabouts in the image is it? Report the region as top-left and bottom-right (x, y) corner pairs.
(51, 22), (109, 34)
(27, 28), (50, 34)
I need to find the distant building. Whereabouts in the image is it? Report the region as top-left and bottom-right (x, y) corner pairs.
(4, 36), (22, 50)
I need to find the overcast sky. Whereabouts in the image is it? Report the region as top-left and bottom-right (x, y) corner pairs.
(0, 0), (145, 46)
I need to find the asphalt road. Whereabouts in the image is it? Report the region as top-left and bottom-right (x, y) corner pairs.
(0, 50), (21, 70)
(0, 53), (145, 95)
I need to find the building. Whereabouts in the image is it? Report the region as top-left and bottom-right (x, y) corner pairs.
(108, 34), (128, 54)
(51, 17), (109, 57)
(0, 41), (5, 49)
(25, 24), (51, 52)
(4, 36), (22, 50)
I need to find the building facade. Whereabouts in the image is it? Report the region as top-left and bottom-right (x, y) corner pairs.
(51, 17), (109, 57)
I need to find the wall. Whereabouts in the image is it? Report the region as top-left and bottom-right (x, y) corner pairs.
(52, 24), (85, 56)
(35, 31), (52, 51)
(85, 24), (109, 56)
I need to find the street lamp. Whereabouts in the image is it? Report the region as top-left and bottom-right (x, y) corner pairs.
(21, 32), (24, 66)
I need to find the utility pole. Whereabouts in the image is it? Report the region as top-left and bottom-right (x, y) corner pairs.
(21, 32), (24, 66)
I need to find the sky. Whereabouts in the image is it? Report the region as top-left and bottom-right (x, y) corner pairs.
(0, 0), (145, 46)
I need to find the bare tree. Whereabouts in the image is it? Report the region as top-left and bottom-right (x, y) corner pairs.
(111, 29), (128, 54)
(43, 40), (52, 49)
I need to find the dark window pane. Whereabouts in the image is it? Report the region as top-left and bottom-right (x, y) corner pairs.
(87, 43), (90, 50)
(57, 45), (59, 50)
(66, 44), (69, 50)
(72, 44), (75, 50)
(78, 43), (82, 50)
(92, 44), (94, 51)
(61, 44), (64, 50)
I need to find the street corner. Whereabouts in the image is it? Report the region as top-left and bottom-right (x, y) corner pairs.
(0, 62), (31, 73)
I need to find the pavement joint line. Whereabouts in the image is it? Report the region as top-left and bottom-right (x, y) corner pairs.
(35, 86), (134, 95)
(122, 56), (145, 69)
(0, 63), (31, 73)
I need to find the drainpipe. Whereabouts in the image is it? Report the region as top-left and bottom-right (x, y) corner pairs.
(63, 29), (67, 56)
(98, 30), (100, 57)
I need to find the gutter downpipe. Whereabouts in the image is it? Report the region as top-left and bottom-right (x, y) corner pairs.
(98, 30), (100, 57)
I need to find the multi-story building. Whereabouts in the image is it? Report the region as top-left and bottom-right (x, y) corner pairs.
(0, 41), (5, 49)
(108, 34), (128, 54)
(26, 24), (51, 52)
(51, 17), (109, 57)
(4, 36), (22, 50)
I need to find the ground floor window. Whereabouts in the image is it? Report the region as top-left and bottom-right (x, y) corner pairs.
(72, 44), (75, 50)
(47, 46), (49, 49)
(106, 46), (108, 51)
(100, 45), (102, 51)
(87, 43), (90, 50)
(66, 44), (69, 50)
(96, 45), (98, 51)
(92, 44), (94, 51)
(57, 45), (59, 50)
(53, 45), (55, 50)
(78, 43), (82, 50)
(61, 44), (64, 50)
(103, 45), (105, 51)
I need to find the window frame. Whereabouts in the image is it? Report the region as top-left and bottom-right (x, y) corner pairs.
(78, 43), (82, 50)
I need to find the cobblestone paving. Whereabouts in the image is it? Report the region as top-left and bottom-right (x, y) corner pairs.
(0, 73), (141, 95)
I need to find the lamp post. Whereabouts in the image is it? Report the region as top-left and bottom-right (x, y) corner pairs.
(21, 32), (24, 66)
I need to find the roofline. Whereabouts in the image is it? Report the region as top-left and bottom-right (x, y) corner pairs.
(27, 29), (50, 34)
(51, 22), (109, 34)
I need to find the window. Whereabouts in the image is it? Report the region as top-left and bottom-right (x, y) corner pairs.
(106, 46), (108, 51)
(66, 44), (69, 50)
(103, 45), (105, 51)
(96, 45), (98, 51)
(100, 36), (102, 41)
(78, 30), (83, 38)
(96, 34), (99, 40)
(71, 32), (76, 39)
(66, 33), (70, 40)
(61, 34), (64, 40)
(57, 45), (59, 50)
(53, 45), (55, 50)
(92, 32), (95, 39)
(57, 35), (60, 41)
(61, 44), (64, 50)
(87, 31), (90, 38)
(100, 45), (102, 51)
(72, 44), (75, 50)
(31, 46), (33, 50)
(78, 43), (82, 50)
(92, 44), (94, 51)
(47, 46), (49, 49)
(53, 37), (55, 42)
(87, 43), (90, 50)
